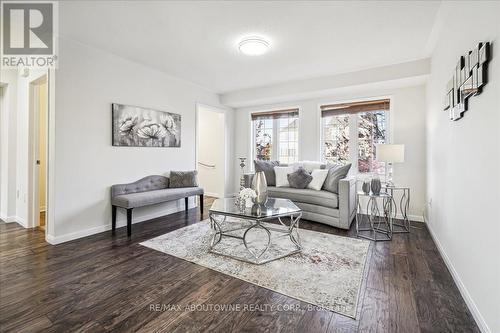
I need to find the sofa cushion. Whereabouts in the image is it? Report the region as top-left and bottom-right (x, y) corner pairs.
(287, 167), (313, 189)
(268, 186), (338, 208)
(112, 187), (203, 208)
(254, 160), (280, 186)
(169, 171), (198, 188)
(323, 163), (351, 194)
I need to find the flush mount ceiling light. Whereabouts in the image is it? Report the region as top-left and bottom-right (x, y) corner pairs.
(238, 37), (270, 56)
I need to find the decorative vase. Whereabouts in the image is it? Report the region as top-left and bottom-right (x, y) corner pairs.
(362, 180), (371, 195)
(251, 171), (268, 206)
(371, 177), (381, 195)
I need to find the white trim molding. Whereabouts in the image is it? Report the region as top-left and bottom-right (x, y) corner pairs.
(0, 216), (28, 228)
(427, 224), (490, 333)
(45, 204), (195, 245)
(0, 215), (18, 223)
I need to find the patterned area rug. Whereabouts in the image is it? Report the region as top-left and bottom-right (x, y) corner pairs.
(140, 219), (370, 318)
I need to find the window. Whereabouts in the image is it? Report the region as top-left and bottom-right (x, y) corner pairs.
(252, 109), (299, 163)
(321, 99), (389, 174)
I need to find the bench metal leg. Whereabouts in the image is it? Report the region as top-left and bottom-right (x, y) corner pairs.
(200, 194), (204, 215)
(112, 205), (117, 235)
(185, 197), (189, 211)
(127, 208), (133, 237)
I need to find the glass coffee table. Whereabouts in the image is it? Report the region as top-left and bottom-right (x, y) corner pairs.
(209, 198), (302, 265)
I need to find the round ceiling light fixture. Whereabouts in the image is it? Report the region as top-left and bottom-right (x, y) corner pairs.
(238, 36), (270, 56)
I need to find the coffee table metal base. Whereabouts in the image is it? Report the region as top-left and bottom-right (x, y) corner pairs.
(208, 212), (302, 265)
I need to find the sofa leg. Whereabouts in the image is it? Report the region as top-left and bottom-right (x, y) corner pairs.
(127, 208), (133, 237)
(112, 205), (117, 235)
(200, 194), (204, 215)
(185, 197), (189, 212)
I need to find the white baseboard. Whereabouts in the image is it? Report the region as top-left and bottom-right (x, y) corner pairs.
(0, 216), (28, 228)
(0, 215), (17, 223)
(15, 216), (28, 228)
(427, 224), (490, 333)
(46, 224), (109, 245)
(204, 191), (221, 198)
(356, 209), (424, 223)
(45, 205), (192, 245)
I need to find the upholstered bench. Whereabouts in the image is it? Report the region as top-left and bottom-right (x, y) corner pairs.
(111, 175), (204, 236)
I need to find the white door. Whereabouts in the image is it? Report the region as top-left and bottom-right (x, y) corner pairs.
(197, 105), (226, 198)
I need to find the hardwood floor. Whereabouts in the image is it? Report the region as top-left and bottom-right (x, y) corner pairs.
(0, 199), (480, 333)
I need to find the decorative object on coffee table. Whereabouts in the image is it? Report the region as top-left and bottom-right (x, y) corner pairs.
(251, 171), (268, 206)
(370, 177), (381, 195)
(239, 188), (257, 208)
(376, 144), (405, 187)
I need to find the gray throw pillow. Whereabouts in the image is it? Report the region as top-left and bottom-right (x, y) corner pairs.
(287, 167), (313, 189)
(254, 160), (279, 186)
(169, 170), (198, 188)
(322, 163), (351, 193)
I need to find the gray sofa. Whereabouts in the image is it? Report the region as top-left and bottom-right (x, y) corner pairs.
(244, 173), (356, 229)
(111, 175), (204, 236)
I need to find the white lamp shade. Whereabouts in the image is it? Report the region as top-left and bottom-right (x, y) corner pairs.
(376, 144), (405, 163)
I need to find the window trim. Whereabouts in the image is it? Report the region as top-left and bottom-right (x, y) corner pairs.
(250, 107), (301, 165)
(318, 96), (392, 174)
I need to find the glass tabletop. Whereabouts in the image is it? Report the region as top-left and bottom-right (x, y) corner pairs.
(357, 191), (392, 198)
(209, 198), (301, 219)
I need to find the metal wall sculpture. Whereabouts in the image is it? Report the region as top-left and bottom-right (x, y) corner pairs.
(444, 42), (490, 121)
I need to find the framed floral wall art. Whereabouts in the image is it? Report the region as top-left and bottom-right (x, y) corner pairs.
(112, 103), (181, 147)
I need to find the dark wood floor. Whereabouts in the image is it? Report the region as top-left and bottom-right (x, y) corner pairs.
(0, 198), (479, 333)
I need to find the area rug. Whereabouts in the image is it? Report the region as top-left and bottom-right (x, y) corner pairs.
(140, 219), (370, 318)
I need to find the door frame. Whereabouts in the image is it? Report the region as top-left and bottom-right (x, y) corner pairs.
(195, 103), (230, 198)
(28, 74), (49, 233)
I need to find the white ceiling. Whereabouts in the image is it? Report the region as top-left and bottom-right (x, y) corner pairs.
(60, 1), (441, 93)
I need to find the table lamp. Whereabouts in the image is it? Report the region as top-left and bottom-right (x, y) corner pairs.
(376, 144), (405, 187)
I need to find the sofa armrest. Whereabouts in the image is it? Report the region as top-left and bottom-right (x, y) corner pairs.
(338, 176), (356, 229)
(243, 173), (255, 189)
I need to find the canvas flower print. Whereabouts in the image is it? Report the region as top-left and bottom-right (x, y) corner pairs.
(112, 103), (181, 147)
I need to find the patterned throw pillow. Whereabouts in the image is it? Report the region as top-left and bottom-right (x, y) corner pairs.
(287, 167), (313, 189)
(254, 160), (280, 186)
(322, 163), (351, 193)
(169, 171), (199, 188)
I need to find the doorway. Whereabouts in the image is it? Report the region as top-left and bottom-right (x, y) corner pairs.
(28, 76), (48, 231)
(196, 104), (227, 199)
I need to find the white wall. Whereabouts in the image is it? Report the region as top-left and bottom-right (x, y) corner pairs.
(425, 2), (499, 332)
(49, 37), (227, 241)
(234, 84), (427, 220)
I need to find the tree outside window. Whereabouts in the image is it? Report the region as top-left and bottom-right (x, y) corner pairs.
(253, 110), (299, 163)
(321, 100), (388, 174)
